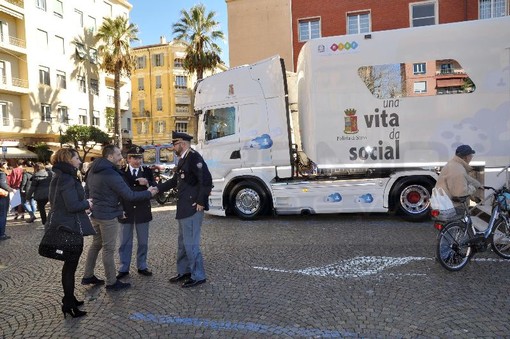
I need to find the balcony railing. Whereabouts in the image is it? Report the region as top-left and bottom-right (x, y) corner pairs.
(4, 0), (24, 8)
(1, 76), (28, 88)
(9, 35), (26, 48)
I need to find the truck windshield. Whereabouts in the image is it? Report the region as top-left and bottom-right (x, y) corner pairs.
(204, 107), (236, 141)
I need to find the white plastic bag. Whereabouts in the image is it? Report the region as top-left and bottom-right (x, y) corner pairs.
(9, 189), (21, 210)
(430, 187), (456, 219)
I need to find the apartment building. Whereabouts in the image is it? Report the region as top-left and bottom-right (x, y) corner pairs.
(227, 0), (509, 71)
(131, 37), (227, 145)
(0, 0), (132, 158)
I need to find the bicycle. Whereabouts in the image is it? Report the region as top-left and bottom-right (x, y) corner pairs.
(433, 186), (510, 271)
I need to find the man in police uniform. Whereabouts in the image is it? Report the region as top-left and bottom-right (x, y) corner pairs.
(158, 131), (212, 288)
(117, 145), (156, 279)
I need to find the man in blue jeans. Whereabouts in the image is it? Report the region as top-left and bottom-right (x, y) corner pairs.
(81, 145), (158, 291)
(117, 145), (155, 279)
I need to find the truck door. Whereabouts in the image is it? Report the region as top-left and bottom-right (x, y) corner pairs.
(200, 106), (241, 178)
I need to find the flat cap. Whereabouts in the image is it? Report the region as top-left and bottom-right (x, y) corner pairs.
(172, 131), (193, 142)
(126, 145), (144, 157)
(455, 144), (475, 157)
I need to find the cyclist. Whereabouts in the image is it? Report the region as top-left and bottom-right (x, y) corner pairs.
(435, 144), (482, 210)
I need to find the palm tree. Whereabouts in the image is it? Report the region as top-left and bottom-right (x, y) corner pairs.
(96, 16), (138, 148)
(172, 4), (224, 81)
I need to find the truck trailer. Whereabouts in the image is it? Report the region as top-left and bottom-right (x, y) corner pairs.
(193, 17), (510, 221)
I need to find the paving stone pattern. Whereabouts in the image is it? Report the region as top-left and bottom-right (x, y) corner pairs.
(1, 205), (510, 338)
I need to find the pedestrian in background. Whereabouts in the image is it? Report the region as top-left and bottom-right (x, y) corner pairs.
(117, 145), (155, 280)
(26, 162), (52, 226)
(0, 161), (14, 240)
(21, 162), (37, 223)
(8, 159), (24, 219)
(81, 145), (158, 291)
(48, 148), (93, 318)
(158, 131), (213, 288)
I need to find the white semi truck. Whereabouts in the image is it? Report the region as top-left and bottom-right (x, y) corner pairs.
(193, 17), (510, 221)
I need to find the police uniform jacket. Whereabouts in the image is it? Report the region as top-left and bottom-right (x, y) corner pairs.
(158, 149), (212, 220)
(119, 165), (155, 224)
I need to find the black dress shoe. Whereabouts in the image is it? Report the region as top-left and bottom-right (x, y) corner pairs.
(81, 275), (105, 285)
(116, 271), (129, 280)
(137, 269), (153, 276)
(182, 279), (206, 288)
(169, 273), (191, 283)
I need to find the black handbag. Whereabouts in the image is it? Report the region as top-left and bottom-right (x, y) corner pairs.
(38, 177), (84, 261)
(38, 225), (83, 261)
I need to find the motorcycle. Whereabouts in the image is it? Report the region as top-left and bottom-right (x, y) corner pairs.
(152, 165), (177, 205)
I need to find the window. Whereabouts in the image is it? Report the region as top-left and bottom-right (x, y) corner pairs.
(74, 9), (83, 28)
(155, 75), (161, 89)
(413, 81), (427, 93)
(41, 104), (51, 122)
(440, 63), (453, 74)
(155, 120), (165, 134)
(39, 66), (50, 86)
(37, 29), (48, 49)
(92, 111), (100, 126)
(137, 121), (148, 134)
(57, 106), (69, 124)
(87, 16), (96, 32)
(75, 43), (87, 59)
(54, 0), (63, 18)
(347, 12), (370, 34)
(204, 107), (236, 141)
(138, 100), (145, 114)
(175, 75), (187, 89)
(413, 63), (426, 75)
(136, 56), (146, 69)
(298, 18), (320, 42)
(175, 122), (188, 133)
(411, 2), (436, 27)
(153, 54), (164, 67)
(137, 78), (144, 90)
(104, 1), (112, 17)
(0, 102), (8, 126)
(36, 0), (47, 11)
(89, 48), (98, 64)
(126, 118), (131, 131)
(174, 58), (184, 68)
(480, 0), (507, 18)
(56, 70), (66, 89)
(157, 97), (163, 111)
(90, 78), (99, 95)
(78, 75), (86, 93)
(55, 35), (65, 54)
(78, 109), (87, 125)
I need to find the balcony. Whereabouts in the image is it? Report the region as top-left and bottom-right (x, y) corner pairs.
(0, 34), (26, 55)
(0, 0), (24, 19)
(0, 75), (29, 94)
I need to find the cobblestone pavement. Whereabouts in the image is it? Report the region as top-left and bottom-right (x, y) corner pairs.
(1, 204), (510, 338)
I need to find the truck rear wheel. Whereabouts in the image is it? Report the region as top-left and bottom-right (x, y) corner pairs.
(395, 179), (433, 222)
(230, 181), (268, 220)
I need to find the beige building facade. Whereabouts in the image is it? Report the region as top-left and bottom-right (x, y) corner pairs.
(0, 0), (132, 157)
(226, 0), (294, 71)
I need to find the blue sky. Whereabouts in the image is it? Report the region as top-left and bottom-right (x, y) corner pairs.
(128, 0), (229, 66)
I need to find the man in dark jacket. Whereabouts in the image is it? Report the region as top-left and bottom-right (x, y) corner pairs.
(158, 131), (212, 288)
(81, 145), (158, 291)
(26, 162), (52, 226)
(116, 145), (156, 279)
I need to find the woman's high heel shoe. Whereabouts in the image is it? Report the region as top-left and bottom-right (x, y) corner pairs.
(62, 297), (84, 307)
(62, 305), (87, 318)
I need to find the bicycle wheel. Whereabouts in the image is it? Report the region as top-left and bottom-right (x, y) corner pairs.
(436, 221), (472, 271)
(491, 218), (510, 259)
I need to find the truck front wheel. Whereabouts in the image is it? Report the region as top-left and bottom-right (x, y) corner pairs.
(230, 181), (268, 220)
(395, 179), (433, 222)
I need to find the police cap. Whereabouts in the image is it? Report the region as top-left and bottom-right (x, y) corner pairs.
(126, 145), (144, 158)
(172, 131), (193, 143)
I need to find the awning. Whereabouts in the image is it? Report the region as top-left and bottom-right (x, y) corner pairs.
(437, 79), (464, 88)
(1, 147), (37, 159)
